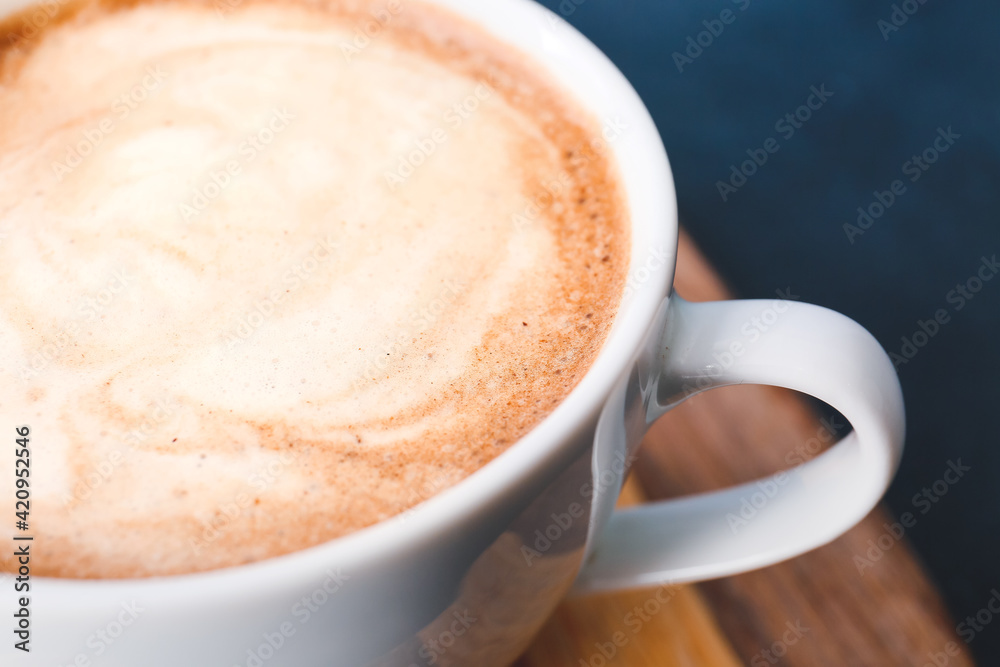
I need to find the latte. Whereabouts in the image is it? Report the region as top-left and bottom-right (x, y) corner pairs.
(0, 0), (629, 578)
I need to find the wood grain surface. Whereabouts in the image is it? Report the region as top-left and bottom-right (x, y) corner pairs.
(516, 230), (972, 667)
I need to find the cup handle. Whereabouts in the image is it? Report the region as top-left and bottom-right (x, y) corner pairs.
(572, 294), (906, 593)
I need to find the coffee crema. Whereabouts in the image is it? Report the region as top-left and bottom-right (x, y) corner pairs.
(0, 0), (629, 578)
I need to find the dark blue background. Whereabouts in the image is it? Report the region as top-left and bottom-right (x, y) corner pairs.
(534, 0), (1000, 662)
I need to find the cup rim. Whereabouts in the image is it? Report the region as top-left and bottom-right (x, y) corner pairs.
(32, 0), (678, 599)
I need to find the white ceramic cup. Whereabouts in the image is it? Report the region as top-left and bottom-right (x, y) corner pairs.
(4, 0), (905, 665)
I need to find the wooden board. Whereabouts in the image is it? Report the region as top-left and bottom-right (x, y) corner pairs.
(516, 230), (973, 666)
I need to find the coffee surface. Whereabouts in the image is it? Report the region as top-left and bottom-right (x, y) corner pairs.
(0, 0), (628, 578)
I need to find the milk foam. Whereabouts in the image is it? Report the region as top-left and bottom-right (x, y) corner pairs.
(0, 0), (628, 577)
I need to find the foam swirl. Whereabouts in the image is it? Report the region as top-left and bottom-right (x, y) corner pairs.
(0, 0), (628, 577)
